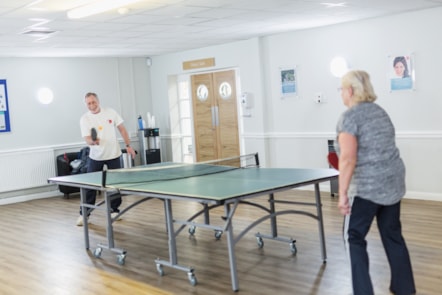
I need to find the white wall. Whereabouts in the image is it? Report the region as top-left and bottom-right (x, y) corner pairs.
(0, 57), (151, 201)
(0, 57), (151, 151)
(148, 7), (442, 201)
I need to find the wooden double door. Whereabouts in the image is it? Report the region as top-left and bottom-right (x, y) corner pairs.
(191, 70), (240, 162)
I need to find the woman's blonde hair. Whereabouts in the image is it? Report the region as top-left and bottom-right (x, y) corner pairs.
(341, 70), (377, 103)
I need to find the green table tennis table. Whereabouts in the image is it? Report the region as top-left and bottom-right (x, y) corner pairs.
(48, 154), (338, 291)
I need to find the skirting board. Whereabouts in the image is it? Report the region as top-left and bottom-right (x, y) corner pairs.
(0, 187), (62, 206)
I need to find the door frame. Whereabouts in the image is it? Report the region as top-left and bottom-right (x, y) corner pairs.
(167, 67), (244, 163)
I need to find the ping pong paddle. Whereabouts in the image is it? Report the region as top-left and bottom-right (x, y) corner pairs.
(327, 152), (339, 170)
(91, 127), (97, 141)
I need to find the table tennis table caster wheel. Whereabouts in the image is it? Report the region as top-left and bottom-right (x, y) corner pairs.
(93, 247), (102, 258)
(188, 226), (196, 236)
(214, 230), (223, 240)
(256, 236), (264, 248)
(289, 241), (297, 255)
(117, 253), (126, 265)
(156, 263), (164, 276)
(187, 271), (197, 286)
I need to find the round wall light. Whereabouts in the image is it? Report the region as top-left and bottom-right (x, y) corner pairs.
(37, 87), (54, 104)
(330, 56), (349, 78)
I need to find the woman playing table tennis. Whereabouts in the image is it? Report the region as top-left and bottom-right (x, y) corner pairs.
(335, 70), (415, 295)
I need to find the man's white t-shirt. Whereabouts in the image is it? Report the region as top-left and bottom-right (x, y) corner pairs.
(80, 107), (123, 161)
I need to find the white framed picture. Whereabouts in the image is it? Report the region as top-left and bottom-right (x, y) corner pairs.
(388, 54), (415, 92)
(280, 66), (297, 98)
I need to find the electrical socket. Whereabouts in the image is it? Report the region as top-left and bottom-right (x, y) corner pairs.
(315, 92), (324, 103)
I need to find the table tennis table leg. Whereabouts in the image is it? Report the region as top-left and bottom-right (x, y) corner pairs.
(314, 183), (327, 262)
(104, 191), (115, 249)
(224, 202), (239, 291)
(155, 199), (196, 285)
(203, 203), (210, 224)
(94, 191), (127, 264)
(268, 193), (278, 237)
(80, 188), (90, 250)
(165, 199), (178, 264)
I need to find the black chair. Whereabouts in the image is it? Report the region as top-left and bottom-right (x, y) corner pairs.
(56, 147), (134, 198)
(56, 152), (81, 198)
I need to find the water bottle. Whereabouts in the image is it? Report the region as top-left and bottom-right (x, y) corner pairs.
(138, 115), (144, 130)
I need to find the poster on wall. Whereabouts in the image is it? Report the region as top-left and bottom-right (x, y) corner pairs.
(280, 66), (298, 98)
(0, 80), (11, 132)
(388, 54), (415, 92)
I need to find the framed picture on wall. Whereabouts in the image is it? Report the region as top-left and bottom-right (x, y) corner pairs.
(280, 66), (297, 98)
(388, 54), (415, 92)
(0, 80), (11, 132)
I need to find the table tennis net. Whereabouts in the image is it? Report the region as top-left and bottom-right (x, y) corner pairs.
(104, 153), (259, 187)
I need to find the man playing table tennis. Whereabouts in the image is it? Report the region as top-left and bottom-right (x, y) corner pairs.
(78, 92), (135, 226)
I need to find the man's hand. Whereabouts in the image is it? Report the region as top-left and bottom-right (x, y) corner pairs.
(126, 146), (136, 159)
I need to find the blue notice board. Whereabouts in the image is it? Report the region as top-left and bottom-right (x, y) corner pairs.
(0, 80), (10, 132)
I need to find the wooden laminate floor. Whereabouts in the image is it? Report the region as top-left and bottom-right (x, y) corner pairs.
(0, 190), (441, 295)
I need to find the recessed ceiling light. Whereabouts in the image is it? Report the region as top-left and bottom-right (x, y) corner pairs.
(118, 7), (130, 15)
(321, 2), (347, 8)
(67, 0), (144, 19)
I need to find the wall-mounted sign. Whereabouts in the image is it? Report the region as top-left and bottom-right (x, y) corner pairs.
(0, 80), (10, 133)
(183, 57), (215, 70)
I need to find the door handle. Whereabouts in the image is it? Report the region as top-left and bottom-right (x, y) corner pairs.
(211, 106), (219, 127)
(213, 105), (219, 127)
(211, 106), (216, 127)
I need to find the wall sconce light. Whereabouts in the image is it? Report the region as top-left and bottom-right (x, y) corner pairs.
(37, 87), (54, 104)
(67, 0), (143, 19)
(330, 56), (349, 78)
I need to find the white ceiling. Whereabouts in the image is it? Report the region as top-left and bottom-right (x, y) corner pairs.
(1, 0), (441, 57)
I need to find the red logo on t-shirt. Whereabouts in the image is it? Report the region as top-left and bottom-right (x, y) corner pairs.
(108, 119), (112, 124)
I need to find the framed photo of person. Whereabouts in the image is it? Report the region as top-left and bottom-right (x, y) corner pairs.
(388, 54), (415, 92)
(279, 66), (298, 98)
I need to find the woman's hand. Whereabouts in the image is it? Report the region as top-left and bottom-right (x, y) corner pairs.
(338, 193), (350, 215)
